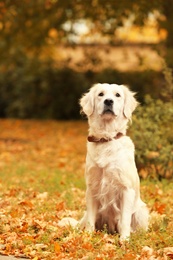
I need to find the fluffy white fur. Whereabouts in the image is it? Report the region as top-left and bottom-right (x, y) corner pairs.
(79, 83), (149, 241)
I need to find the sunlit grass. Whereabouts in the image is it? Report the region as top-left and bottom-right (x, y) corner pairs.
(0, 120), (172, 259)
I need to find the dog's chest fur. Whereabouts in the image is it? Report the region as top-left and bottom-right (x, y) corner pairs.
(90, 166), (122, 208)
(87, 136), (134, 168)
(86, 137), (139, 206)
(87, 164), (122, 233)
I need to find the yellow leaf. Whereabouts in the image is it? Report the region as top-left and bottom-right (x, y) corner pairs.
(32, 257), (38, 260)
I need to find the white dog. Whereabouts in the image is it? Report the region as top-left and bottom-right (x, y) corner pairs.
(79, 83), (149, 241)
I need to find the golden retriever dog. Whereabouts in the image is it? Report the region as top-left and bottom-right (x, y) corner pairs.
(79, 83), (149, 241)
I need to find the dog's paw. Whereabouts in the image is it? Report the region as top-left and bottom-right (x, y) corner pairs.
(119, 235), (130, 247)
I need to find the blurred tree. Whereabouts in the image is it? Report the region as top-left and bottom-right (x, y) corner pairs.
(161, 0), (173, 47)
(0, 0), (172, 61)
(0, 0), (172, 119)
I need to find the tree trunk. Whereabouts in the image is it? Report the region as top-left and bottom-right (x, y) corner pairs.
(163, 0), (173, 47)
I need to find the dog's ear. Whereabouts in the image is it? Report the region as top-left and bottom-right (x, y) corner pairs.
(79, 87), (95, 116)
(122, 85), (139, 119)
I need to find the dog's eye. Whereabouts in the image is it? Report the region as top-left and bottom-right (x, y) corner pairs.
(98, 92), (104, 97)
(115, 93), (121, 97)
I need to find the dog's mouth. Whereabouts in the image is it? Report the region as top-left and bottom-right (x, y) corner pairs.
(102, 108), (115, 115)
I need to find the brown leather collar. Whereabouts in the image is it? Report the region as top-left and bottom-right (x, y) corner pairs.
(87, 132), (124, 143)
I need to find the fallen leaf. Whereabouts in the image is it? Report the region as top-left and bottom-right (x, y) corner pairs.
(20, 221), (28, 232)
(56, 201), (65, 211)
(36, 192), (48, 200)
(141, 246), (154, 257)
(10, 209), (19, 218)
(57, 217), (78, 228)
(54, 242), (61, 253)
(32, 257), (38, 260)
(35, 243), (48, 250)
(154, 202), (166, 214)
(82, 242), (93, 250)
(122, 253), (136, 259)
(163, 247), (173, 259)
(19, 200), (33, 208)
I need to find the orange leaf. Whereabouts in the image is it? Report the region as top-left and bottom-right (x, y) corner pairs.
(82, 242), (93, 250)
(54, 242), (61, 253)
(154, 202), (166, 214)
(58, 162), (65, 168)
(19, 200), (33, 208)
(23, 235), (34, 242)
(20, 221), (28, 232)
(56, 201), (65, 211)
(10, 209), (19, 218)
(122, 253), (136, 260)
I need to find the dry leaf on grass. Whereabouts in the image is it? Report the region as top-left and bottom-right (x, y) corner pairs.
(0, 120), (172, 259)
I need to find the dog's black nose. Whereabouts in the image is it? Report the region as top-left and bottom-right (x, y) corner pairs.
(104, 99), (114, 106)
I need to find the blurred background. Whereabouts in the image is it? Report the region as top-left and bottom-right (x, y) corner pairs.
(0, 0), (172, 119)
(0, 0), (172, 178)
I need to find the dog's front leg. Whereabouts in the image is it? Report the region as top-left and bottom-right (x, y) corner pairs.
(81, 187), (98, 232)
(118, 188), (135, 241)
(85, 187), (98, 231)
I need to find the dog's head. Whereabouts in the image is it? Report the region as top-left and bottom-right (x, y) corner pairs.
(80, 83), (138, 121)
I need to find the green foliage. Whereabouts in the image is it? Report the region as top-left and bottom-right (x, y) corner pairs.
(131, 97), (173, 179)
(0, 54), (165, 119)
(130, 64), (173, 179)
(0, 57), (87, 119)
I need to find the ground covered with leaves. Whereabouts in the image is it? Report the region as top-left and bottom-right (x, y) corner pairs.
(0, 119), (172, 260)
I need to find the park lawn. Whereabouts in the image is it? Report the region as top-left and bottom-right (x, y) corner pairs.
(0, 119), (172, 260)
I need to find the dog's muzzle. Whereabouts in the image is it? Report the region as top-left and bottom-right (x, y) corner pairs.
(103, 99), (114, 115)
